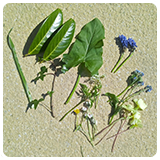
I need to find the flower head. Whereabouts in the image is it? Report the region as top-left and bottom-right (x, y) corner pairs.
(134, 70), (144, 77)
(128, 38), (137, 50)
(73, 109), (80, 115)
(133, 98), (147, 110)
(144, 85), (152, 93)
(119, 35), (128, 49)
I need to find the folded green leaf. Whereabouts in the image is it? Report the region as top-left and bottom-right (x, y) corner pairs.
(25, 8), (63, 56)
(105, 92), (119, 108)
(7, 28), (34, 109)
(42, 18), (76, 62)
(62, 18), (105, 76)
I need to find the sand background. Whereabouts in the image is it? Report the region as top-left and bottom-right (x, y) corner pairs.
(3, 3), (157, 157)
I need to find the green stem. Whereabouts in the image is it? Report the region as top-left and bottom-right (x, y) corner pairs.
(65, 74), (81, 104)
(59, 100), (84, 121)
(120, 89), (144, 105)
(111, 53), (124, 73)
(117, 85), (130, 98)
(114, 52), (134, 73)
(87, 119), (92, 141)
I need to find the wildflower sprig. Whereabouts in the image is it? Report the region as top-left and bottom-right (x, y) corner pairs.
(95, 70), (152, 152)
(73, 104), (97, 146)
(59, 75), (104, 121)
(59, 75), (104, 146)
(111, 35), (138, 73)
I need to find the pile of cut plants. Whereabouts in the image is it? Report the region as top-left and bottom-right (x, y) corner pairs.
(7, 8), (152, 152)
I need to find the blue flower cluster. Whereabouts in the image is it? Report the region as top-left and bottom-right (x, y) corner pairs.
(134, 69), (144, 77)
(128, 38), (137, 48)
(119, 35), (128, 49)
(144, 85), (152, 92)
(119, 35), (138, 51)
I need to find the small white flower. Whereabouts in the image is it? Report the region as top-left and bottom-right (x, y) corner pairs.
(80, 106), (87, 112)
(133, 111), (141, 119)
(88, 114), (93, 119)
(133, 99), (147, 110)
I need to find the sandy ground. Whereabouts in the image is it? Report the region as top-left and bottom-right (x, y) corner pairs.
(3, 3), (157, 157)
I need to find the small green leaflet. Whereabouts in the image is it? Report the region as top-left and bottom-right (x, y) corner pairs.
(47, 91), (54, 97)
(33, 66), (48, 83)
(25, 8), (63, 56)
(41, 18), (76, 62)
(61, 18), (105, 76)
(30, 98), (44, 110)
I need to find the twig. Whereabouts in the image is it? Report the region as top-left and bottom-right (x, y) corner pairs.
(111, 118), (127, 152)
(50, 63), (57, 118)
(106, 128), (129, 141)
(95, 122), (116, 146)
(95, 117), (124, 137)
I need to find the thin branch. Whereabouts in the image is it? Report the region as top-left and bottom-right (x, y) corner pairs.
(111, 118), (127, 152)
(50, 63), (57, 118)
(95, 117), (124, 137)
(106, 128), (130, 141)
(95, 122), (116, 146)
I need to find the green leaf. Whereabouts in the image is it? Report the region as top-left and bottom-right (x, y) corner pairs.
(42, 18), (76, 62)
(25, 8), (63, 56)
(30, 98), (44, 110)
(32, 66), (48, 83)
(105, 92), (121, 124)
(105, 92), (119, 107)
(47, 91), (54, 97)
(62, 18), (105, 76)
(7, 28), (34, 109)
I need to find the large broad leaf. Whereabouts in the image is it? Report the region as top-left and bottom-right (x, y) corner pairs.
(25, 8), (63, 56)
(41, 18), (75, 62)
(61, 18), (105, 76)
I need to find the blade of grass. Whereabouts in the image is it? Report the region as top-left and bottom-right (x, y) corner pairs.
(7, 28), (34, 110)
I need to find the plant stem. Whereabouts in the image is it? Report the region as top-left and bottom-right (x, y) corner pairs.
(87, 119), (92, 141)
(95, 121), (116, 146)
(65, 74), (81, 104)
(111, 118), (126, 152)
(59, 100), (84, 121)
(50, 65), (57, 118)
(117, 85), (130, 98)
(106, 128), (130, 141)
(111, 53), (124, 73)
(121, 89), (144, 105)
(95, 117), (124, 137)
(114, 52), (134, 73)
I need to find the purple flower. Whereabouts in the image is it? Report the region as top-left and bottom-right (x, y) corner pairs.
(128, 38), (137, 49)
(119, 35), (128, 48)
